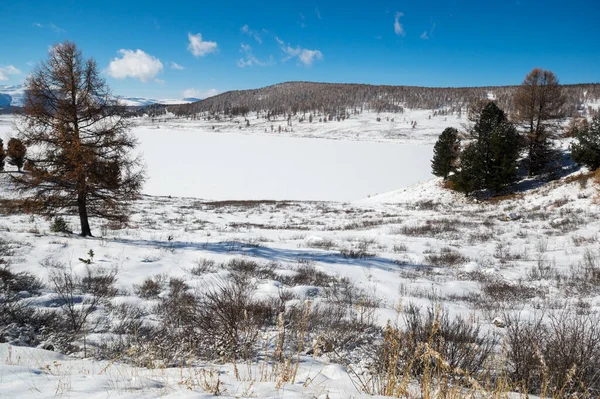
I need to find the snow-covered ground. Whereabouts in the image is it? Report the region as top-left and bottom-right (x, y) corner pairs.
(1, 110), (600, 398)
(136, 109), (463, 200)
(1, 168), (599, 397)
(3, 111), (457, 201)
(137, 126), (433, 201)
(140, 109), (465, 144)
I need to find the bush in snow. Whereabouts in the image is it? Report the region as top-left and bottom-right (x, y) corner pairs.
(50, 216), (72, 234)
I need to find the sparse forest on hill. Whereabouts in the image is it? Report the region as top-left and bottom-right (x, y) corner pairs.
(166, 81), (600, 118)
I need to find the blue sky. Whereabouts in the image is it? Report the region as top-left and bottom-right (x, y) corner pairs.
(1, 0), (599, 99)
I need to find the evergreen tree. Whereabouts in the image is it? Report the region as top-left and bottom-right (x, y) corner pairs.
(7, 138), (26, 172)
(571, 114), (600, 170)
(450, 144), (480, 195)
(431, 127), (460, 179)
(0, 139), (5, 171)
(452, 102), (520, 194)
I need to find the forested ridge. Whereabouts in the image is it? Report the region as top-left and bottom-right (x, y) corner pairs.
(166, 81), (600, 118)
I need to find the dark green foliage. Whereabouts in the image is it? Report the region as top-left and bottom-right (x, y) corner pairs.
(50, 216), (72, 234)
(450, 144), (480, 195)
(431, 127), (460, 179)
(527, 129), (559, 176)
(571, 114), (600, 170)
(452, 103), (520, 194)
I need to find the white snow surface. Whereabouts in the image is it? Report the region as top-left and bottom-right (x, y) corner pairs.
(131, 109), (465, 200)
(137, 125), (433, 201)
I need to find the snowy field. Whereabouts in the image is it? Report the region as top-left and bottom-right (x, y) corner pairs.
(3, 111), (457, 201)
(1, 168), (599, 398)
(131, 110), (461, 200)
(1, 111), (600, 398)
(137, 126), (433, 201)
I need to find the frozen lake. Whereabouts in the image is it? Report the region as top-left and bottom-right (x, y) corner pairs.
(136, 126), (433, 201)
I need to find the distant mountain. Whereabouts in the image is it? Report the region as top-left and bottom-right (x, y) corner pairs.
(0, 85), (195, 109)
(168, 81), (600, 118)
(0, 85), (25, 107)
(116, 96), (197, 107)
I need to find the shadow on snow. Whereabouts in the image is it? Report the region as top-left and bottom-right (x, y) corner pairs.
(112, 238), (419, 273)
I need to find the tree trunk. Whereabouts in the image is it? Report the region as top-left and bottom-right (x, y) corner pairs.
(78, 193), (92, 237)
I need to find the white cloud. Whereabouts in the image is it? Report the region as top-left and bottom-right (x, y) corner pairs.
(394, 12), (405, 36)
(421, 21), (436, 40)
(298, 49), (322, 66)
(241, 25), (262, 44)
(187, 32), (218, 57)
(0, 65), (21, 81)
(170, 62), (185, 70)
(33, 22), (65, 33)
(299, 13), (306, 28)
(183, 88), (219, 99)
(236, 44), (272, 68)
(107, 49), (163, 83)
(276, 38), (323, 67)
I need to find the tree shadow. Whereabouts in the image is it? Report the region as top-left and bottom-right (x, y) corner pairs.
(112, 238), (418, 273)
(512, 148), (581, 193)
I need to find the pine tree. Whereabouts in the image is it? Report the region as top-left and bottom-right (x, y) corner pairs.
(0, 139), (6, 171)
(452, 102), (520, 194)
(431, 127), (460, 179)
(7, 138), (26, 172)
(450, 144), (480, 195)
(571, 114), (600, 170)
(12, 41), (145, 237)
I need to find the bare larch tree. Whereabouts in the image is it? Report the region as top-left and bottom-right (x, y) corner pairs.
(13, 41), (145, 236)
(513, 68), (565, 176)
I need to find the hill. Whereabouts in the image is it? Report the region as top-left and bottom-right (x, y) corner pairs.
(167, 81), (600, 117)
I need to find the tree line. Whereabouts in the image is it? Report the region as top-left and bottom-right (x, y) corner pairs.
(431, 68), (600, 196)
(165, 81), (600, 120)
